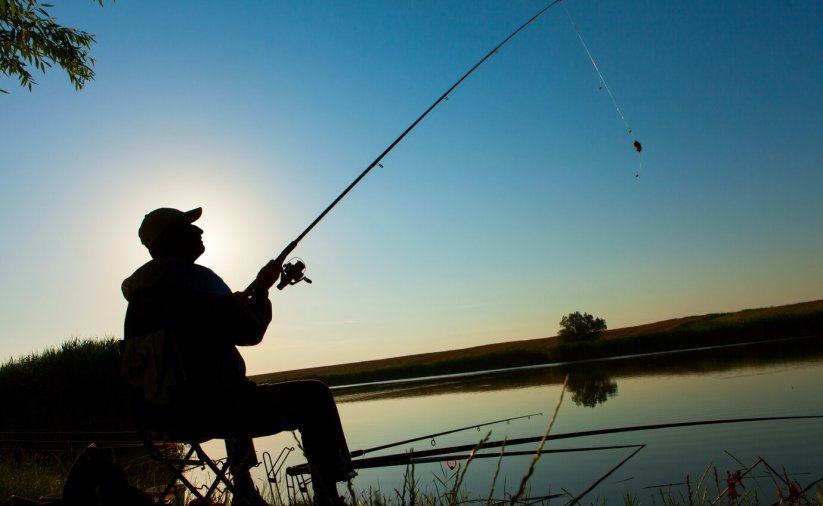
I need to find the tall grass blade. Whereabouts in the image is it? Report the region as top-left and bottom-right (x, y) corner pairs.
(486, 436), (507, 504)
(510, 375), (568, 504)
(449, 431), (491, 504)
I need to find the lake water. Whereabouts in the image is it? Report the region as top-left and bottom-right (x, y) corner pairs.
(201, 341), (823, 504)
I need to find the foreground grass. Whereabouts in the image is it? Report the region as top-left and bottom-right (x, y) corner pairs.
(4, 452), (821, 505)
(0, 452), (65, 500)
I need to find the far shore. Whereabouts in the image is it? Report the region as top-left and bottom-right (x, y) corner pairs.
(250, 299), (823, 387)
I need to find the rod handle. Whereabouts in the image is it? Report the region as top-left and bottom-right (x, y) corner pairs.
(243, 240), (298, 295)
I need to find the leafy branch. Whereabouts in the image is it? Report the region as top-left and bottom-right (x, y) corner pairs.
(0, 0), (108, 93)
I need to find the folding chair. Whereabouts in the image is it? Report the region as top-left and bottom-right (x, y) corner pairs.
(119, 335), (240, 505)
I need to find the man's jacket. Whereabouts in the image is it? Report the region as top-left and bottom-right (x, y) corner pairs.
(121, 258), (272, 404)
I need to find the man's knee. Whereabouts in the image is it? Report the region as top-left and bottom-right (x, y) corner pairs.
(297, 379), (335, 404)
(254, 379), (336, 412)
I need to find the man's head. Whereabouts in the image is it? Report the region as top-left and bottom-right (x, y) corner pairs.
(139, 207), (205, 261)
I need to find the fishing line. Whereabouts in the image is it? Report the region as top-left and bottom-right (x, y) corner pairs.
(562, 2), (644, 177)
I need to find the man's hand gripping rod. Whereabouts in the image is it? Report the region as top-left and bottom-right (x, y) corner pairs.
(244, 0), (562, 296)
(243, 240), (310, 295)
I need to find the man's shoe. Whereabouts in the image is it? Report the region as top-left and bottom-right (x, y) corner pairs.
(230, 491), (270, 506)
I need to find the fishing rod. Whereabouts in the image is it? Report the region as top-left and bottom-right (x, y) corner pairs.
(498, 414), (823, 446)
(285, 414), (823, 475)
(350, 412), (543, 458)
(289, 444), (644, 474)
(245, 0), (564, 295)
(362, 414), (823, 462)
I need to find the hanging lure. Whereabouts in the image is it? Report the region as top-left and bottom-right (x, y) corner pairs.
(563, 4), (644, 177)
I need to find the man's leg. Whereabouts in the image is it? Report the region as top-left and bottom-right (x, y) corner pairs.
(237, 380), (354, 504)
(225, 437), (267, 506)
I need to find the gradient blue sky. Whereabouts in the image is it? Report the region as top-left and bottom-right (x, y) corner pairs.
(2, 1), (821, 374)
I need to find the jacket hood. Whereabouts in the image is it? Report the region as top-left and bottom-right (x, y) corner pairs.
(122, 258), (181, 302)
(122, 258), (231, 301)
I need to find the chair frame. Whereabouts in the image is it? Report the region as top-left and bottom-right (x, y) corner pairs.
(140, 430), (239, 505)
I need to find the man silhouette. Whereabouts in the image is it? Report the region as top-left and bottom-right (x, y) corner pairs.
(121, 207), (354, 505)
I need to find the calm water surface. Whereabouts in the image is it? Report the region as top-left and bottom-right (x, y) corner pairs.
(204, 345), (823, 503)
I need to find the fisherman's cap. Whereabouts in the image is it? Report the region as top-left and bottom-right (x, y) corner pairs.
(138, 207), (202, 247)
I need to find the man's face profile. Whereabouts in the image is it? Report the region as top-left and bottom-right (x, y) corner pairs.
(169, 222), (205, 262)
(151, 221), (205, 262)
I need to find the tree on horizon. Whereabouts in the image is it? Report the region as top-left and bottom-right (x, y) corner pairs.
(558, 311), (607, 342)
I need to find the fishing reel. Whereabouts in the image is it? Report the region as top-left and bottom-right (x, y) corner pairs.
(277, 258), (312, 290)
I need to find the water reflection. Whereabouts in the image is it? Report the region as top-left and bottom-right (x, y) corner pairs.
(333, 336), (823, 405)
(567, 373), (618, 407)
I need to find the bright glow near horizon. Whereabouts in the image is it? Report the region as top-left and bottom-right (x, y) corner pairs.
(1, 1), (822, 374)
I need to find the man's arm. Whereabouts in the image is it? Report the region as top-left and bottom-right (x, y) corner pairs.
(223, 241), (297, 345)
(213, 291), (272, 346)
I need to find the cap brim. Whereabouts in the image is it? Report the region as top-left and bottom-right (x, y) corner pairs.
(184, 207), (203, 223)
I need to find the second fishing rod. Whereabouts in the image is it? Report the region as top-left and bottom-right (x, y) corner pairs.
(244, 0), (564, 295)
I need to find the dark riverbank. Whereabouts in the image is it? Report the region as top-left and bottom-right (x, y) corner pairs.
(1, 299), (821, 434)
(251, 299), (823, 387)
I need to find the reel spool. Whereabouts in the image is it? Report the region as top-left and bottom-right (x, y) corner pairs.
(277, 258), (312, 290)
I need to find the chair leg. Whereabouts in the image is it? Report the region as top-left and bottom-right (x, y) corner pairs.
(287, 473), (313, 505)
(191, 442), (237, 498)
(156, 444), (205, 503)
(144, 440), (239, 505)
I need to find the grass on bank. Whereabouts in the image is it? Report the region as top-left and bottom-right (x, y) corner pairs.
(0, 337), (133, 432)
